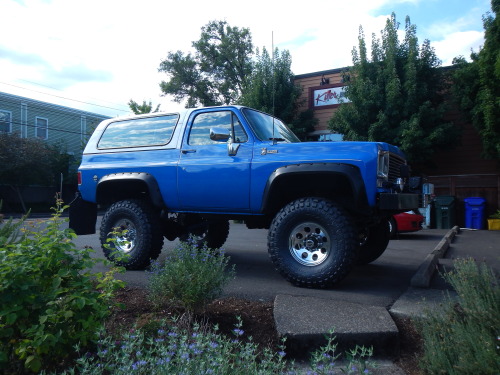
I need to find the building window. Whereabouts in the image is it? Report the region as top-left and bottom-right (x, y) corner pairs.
(21, 104), (28, 138)
(81, 115), (87, 141)
(36, 117), (48, 139)
(0, 109), (12, 133)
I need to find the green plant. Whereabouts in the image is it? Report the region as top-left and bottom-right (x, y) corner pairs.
(49, 322), (378, 375)
(309, 329), (375, 374)
(0, 200), (29, 246)
(489, 209), (500, 219)
(147, 238), (236, 314)
(51, 317), (291, 375)
(418, 258), (500, 374)
(0, 200), (125, 373)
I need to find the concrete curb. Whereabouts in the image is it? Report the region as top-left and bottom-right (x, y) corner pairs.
(410, 226), (460, 287)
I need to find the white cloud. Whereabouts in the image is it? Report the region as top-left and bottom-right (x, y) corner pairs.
(433, 30), (484, 65)
(0, 0), (489, 116)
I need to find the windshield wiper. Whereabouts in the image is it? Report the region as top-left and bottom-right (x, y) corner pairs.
(269, 137), (285, 142)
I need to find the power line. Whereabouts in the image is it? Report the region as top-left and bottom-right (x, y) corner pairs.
(0, 81), (130, 113)
(0, 94), (112, 117)
(16, 78), (131, 111)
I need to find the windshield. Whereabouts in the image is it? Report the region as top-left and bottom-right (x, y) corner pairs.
(241, 108), (300, 143)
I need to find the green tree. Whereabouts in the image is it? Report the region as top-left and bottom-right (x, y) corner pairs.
(0, 133), (73, 212)
(159, 20), (253, 107)
(452, 0), (500, 159)
(238, 47), (316, 139)
(329, 13), (458, 166)
(128, 99), (161, 114)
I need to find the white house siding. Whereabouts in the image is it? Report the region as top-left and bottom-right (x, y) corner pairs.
(0, 92), (110, 155)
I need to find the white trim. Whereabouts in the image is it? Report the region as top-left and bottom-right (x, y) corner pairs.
(0, 109), (12, 133)
(35, 116), (49, 140)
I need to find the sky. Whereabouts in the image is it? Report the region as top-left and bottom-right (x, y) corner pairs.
(0, 0), (492, 118)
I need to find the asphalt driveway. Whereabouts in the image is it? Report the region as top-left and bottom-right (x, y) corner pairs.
(73, 218), (449, 309)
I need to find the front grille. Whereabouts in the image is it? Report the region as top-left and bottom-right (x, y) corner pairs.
(388, 153), (406, 183)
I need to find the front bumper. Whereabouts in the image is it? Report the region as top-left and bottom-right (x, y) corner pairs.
(379, 193), (419, 211)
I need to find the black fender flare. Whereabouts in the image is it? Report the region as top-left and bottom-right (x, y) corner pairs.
(261, 163), (369, 213)
(97, 172), (165, 208)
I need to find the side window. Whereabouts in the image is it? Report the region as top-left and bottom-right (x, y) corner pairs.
(188, 111), (248, 145)
(98, 114), (178, 149)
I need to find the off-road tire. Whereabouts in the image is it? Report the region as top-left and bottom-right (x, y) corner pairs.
(268, 197), (358, 288)
(100, 199), (164, 270)
(180, 219), (230, 250)
(357, 219), (391, 265)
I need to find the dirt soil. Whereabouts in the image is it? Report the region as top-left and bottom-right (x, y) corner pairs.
(106, 287), (425, 375)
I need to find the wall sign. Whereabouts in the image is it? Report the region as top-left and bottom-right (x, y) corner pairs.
(309, 84), (350, 109)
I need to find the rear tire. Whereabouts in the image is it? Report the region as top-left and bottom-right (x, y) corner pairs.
(268, 198), (358, 288)
(100, 199), (164, 270)
(180, 217), (230, 249)
(357, 219), (391, 265)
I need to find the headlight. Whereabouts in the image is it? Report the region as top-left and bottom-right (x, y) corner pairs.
(377, 151), (389, 187)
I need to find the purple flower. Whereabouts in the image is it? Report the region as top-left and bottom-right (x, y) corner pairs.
(233, 328), (244, 336)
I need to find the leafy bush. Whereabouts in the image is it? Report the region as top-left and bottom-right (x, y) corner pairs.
(489, 209), (500, 219)
(418, 258), (500, 374)
(0, 200), (28, 247)
(147, 239), (236, 314)
(0, 202), (124, 373)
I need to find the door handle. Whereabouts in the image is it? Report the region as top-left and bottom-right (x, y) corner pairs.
(181, 149), (196, 154)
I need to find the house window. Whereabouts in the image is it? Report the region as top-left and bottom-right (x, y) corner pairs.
(0, 110), (12, 133)
(21, 104), (28, 138)
(36, 117), (48, 139)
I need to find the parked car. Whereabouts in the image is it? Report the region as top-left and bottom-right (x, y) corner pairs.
(389, 210), (424, 237)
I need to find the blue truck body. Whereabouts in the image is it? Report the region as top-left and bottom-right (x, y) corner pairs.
(70, 105), (419, 287)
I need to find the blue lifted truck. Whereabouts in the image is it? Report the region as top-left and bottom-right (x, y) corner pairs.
(70, 106), (419, 288)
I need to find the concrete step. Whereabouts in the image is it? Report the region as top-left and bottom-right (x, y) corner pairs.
(274, 294), (399, 359)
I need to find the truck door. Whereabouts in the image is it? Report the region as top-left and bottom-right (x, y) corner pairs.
(177, 109), (252, 211)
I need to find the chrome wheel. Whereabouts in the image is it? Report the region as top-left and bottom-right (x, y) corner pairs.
(289, 222), (330, 266)
(112, 219), (137, 253)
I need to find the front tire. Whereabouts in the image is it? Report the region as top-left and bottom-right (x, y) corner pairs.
(357, 219), (391, 265)
(100, 199), (164, 270)
(268, 198), (358, 288)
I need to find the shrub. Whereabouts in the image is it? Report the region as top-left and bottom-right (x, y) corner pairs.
(309, 329), (375, 374)
(0, 202), (125, 373)
(0, 200), (27, 246)
(52, 318), (291, 375)
(418, 258), (500, 374)
(147, 239), (236, 314)
(52, 320), (377, 375)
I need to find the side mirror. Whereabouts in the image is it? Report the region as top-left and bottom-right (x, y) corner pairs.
(210, 127), (230, 142)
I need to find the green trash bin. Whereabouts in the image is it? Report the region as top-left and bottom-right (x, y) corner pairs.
(433, 196), (456, 229)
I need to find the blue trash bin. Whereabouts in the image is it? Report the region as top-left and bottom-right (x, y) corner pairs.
(464, 197), (486, 229)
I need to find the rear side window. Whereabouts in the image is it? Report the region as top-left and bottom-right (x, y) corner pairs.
(98, 114), (179, 149)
